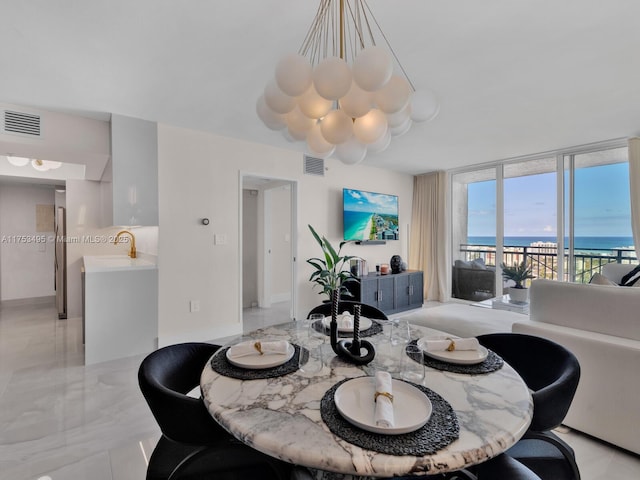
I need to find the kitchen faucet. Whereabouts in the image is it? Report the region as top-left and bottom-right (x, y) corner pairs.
(114, 230), (137, 258)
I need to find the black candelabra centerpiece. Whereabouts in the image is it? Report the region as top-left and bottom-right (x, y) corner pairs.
(331, 299), (375, 365)
(306, 224), (374, 365)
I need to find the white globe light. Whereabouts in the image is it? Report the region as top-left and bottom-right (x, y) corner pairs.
(264, 79), (296, 114)
(368, 128), (392, 153)
(31, 159), (49, 171)
(6, 156), (30, 167)
(306, 123), (335, 157)
(282, 129), (298, 143)
(339, 82), (373, 118)
(390, 116), (412, 137)
(410, 89), (440, 122)
(256, 96), (286, 130)
(286, 106), (316, 133)
(287, 125), (308, 141)
(374, 75), (411, 114)
(386, 105), (411, 128)
(352, 46), (393, 92)
(353, 109), (387, 144)
(275, 54), (313, 96)
(335, 136), (367, 165)
(320, 110), (353, 145)
(298, 84), (333, 119)
(313, 56), (352, 100)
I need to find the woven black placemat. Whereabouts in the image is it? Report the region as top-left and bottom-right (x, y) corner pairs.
(406, 339), (504, 374)
(312, 319), (383, 338)
(210, 344), (307, 380)
(320, 377), (459, 456)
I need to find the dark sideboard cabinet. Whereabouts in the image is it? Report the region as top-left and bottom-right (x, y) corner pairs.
(344, 270), (424, 315)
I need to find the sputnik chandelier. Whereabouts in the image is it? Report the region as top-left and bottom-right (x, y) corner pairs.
(257, 0), (439, 165)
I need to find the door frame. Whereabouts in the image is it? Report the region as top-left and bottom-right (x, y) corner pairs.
(239, 172), (298, 322)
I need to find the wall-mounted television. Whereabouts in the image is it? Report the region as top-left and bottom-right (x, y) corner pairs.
(343, 188), (399, 242)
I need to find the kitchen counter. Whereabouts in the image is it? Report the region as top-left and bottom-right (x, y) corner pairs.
(83, 254), (158, 365)
(82, 254), (157, 272)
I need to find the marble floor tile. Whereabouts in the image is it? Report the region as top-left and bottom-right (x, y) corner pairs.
(0, 302), (637, 480)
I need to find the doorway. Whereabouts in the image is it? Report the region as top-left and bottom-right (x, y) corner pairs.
(240, 175), (297, 329)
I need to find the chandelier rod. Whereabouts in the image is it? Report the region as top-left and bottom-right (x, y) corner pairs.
(361, 0), (416, 91)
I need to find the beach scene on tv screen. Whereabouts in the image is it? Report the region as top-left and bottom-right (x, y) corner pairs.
(344, 189), (399, 241)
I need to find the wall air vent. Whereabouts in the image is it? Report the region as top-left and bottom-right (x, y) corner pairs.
(303, 155), (324, 176)
(3, 110), (41, 137)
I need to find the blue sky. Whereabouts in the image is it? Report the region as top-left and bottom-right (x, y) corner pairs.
(343, 188), (398, 214)
(468, 163), (632, 237)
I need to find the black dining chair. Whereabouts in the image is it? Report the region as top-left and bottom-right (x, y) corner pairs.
(377, 454), (541, 479)
(307, 300), (388, 320)
(476, 333), (581, 480)
(138, 342), (291, 480)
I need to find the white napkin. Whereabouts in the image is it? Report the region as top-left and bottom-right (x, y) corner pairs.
(423, 337), (480, 352)
(323, 312), (355, 329)
(374, 371), (394, 428)
(227, 340), (290, 358)
(338, 312), (354, 329)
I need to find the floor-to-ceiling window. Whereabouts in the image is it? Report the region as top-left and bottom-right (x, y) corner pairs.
(451, 140), (636, 301)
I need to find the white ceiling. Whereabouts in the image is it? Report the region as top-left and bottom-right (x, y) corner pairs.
(2, 0), (640, 175)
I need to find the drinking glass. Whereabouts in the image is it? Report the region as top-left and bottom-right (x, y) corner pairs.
(298, 344), (323, 374)
(308, 314), (327, 341)
(400, 344), (425, 383)
(390, 319), (411, 345)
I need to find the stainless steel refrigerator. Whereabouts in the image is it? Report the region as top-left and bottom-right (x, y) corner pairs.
(55, 206), (67, 319)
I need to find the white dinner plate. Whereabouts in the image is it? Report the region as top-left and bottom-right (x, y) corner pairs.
(322, 315), (373, 332)
(334, 377), (432, 435)
(417, 336), (488, 365)
(225, 341), (295, 369)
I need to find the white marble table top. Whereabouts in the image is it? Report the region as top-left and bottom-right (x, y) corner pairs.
(201, 322), (532, 479)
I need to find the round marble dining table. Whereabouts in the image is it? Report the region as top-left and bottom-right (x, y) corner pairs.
(200, 321), (532, 479)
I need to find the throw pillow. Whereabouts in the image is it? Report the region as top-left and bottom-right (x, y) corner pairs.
(620, 264), (640, 287)
(454, 259), (471, 269)
(470, 258), (486, 269)
(589, 272), (618, 286)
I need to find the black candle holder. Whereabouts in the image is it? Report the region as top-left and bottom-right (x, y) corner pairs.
(330, 300), (375, 366)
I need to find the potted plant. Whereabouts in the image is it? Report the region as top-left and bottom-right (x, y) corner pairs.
(500, 259), (535, 303)
(306, 224), (357, 302)
(306, 225), (375, 364)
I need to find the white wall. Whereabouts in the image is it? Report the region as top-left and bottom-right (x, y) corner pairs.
(0, 184), (56, 301)
(157, 124), (414, 346)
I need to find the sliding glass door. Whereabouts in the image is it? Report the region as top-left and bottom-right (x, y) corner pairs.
(451, 141), (636, 299)
(564, 147), (634, 283)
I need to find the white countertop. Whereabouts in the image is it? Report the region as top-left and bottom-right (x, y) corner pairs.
(83, 254), (157, 272)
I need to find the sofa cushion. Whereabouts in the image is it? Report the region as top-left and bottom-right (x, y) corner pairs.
(530, 279), (640, 341)
(620, 264), (640, 286)
(454, 259), (471, 269)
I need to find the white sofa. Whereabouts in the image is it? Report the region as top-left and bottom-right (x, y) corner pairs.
(512, 264), (640, 454)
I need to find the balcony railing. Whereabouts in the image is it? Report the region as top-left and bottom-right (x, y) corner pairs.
(459, 244), (637, 284)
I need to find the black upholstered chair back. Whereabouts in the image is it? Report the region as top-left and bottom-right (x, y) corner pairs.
(307, 300), (388, 321)
(477, 333), (580, 432)
(138, 342), (229, 445)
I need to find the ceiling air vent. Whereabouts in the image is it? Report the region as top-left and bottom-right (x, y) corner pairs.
(3, 110), (41, 137)
(303, 155), (324, 176)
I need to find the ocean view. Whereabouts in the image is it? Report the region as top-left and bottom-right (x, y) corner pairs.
(467, 236), (635, 253)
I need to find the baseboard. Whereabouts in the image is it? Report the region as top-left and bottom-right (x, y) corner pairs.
(1, 295), (56, 308)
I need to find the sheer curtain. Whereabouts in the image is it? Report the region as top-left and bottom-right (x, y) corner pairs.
(629, 138), (640, 258)
(409, 171), (450, 302)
